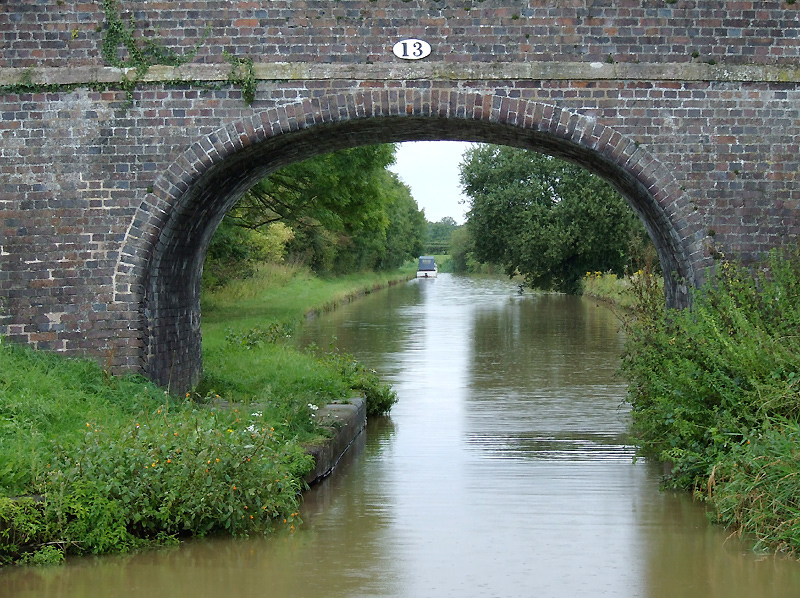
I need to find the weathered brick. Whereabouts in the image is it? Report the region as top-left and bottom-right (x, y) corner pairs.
(1, 1), (799, 391)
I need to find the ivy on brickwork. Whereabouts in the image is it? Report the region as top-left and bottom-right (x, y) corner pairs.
(224, 52), (257, 106)
(101, 0), (209, 72)
(0, 0), (256, 105)
(100, 0), (212, 102)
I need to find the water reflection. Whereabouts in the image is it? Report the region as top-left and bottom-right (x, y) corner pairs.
(464, 292), (632, 462)
(3, 274), (800, 597)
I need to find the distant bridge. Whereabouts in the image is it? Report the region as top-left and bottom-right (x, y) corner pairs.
(1, 1), (799, 391)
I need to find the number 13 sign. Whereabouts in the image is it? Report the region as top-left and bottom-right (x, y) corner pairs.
(392, 39), (432, 60)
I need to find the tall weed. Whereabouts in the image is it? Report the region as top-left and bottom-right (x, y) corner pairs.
(709, 419), (800, 555)
(0, 405), (312, 563)
(620, 244), (800, 553)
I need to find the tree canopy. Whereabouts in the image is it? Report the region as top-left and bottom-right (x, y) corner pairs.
(425, 217), (459, 254)
(459, 144), (652, 293)
(206, 144), (426, 282)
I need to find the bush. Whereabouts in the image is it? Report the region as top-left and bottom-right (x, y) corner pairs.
(621, 243), (800, 553)
(318, 349), (398, 416)
(203, 221), (294, 290)
(0, 497), (49, 565)
(0, 406), (313, 562)
(45, 408), (311, 545)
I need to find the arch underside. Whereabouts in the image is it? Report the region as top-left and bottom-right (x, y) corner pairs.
(122, 94), (693, 391)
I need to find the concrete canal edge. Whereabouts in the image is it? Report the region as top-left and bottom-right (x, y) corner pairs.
(298, 275), (411, 485)
(303, 396), (367, 485)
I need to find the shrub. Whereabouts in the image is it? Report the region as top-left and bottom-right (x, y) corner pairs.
(0, 497), (50, 565)
(37, 406), (312, 556)
(318, 350), (398, 416)
(621, 243), (800, 553)
(0, 399), (314, 563)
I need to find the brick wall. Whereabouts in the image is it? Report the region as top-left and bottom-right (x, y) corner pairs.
(3, 1), (800, 68)
(1, 1), (799, 390)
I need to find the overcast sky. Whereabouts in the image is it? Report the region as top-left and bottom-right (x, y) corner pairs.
(390, 141), (473, 224)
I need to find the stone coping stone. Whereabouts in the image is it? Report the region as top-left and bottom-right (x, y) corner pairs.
(4, 62), (800, 86)
(303, 396), (367, 485)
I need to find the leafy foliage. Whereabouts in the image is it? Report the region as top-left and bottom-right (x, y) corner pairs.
(426, 217), (459, 254)
(225, 322), (296, 349)
(0, 405), (310, 564)
(620, 244), (800, 554)
(459, 145), (651, 293)
(222, 145), (425, 275)
(317, 350), (398, 416)
(0, 331), (382, 564)
(380, 172), (427, 270)
(48, 409), (309, 540)
(100, 0), (209, 103)
(203, 221), (294, 289)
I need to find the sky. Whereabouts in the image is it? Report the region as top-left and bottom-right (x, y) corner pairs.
(389, 141), (474, 225)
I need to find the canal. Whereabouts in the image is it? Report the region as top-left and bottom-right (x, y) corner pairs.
(3, 274), (799, 596)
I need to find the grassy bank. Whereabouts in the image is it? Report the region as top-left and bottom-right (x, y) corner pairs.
(580, 269), (663, 311)
(202, 261), (415, 341)
(0, 263), (410, 565)
(200, 262), (412, 420)
(599, 248), (800, 557)
(0, 343), (314, 565)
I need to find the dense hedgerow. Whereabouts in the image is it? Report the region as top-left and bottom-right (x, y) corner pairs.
(620, 244), (800, 554)
(0, 388), (312, 565)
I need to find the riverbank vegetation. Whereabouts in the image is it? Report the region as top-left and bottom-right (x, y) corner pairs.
(0, 145), (421, 566)
(0, 261), (406, 566)
(200, 261), (407, 421)
(580, 269), (663, 311)
(207, 144), (426, 286)
(0, 341), (310, 565)
(611, 245), (800, 556)
(452, 145), (652, 291)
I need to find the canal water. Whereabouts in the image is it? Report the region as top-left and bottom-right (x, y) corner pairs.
(3, 274), (800, 597)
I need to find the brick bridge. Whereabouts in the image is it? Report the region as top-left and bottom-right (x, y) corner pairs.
(1, 1), (800, 391)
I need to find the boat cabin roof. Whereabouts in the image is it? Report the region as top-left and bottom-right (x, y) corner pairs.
(418, 256), (436, 270)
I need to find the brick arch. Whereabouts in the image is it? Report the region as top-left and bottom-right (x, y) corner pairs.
(114, 89), (696, 390)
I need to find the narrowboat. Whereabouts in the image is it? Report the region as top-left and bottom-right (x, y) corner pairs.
(416, 255), (438, 278)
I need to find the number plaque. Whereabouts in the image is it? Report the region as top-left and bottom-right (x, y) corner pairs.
(392, 39), (432, 60)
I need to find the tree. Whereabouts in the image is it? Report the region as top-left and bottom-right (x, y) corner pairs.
(459, 144), (651, 293)
(380, 171), (427, 269)
(447, 226), (474, 273)
(203, 220), (294, 288)
(210, 144), (427, 276)
(426, 217), (459, 254)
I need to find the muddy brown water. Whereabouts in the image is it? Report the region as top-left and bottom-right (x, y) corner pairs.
(3, 274), (800, 597)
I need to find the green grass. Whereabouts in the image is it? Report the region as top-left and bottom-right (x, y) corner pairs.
(0, 343), (168, 495)
(202, 261), (415, 343)
(580, 270), (663, 311)
(0, 261), (407, 564)
(0, 341), (313, 563)
(200, 262), (408, 419)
